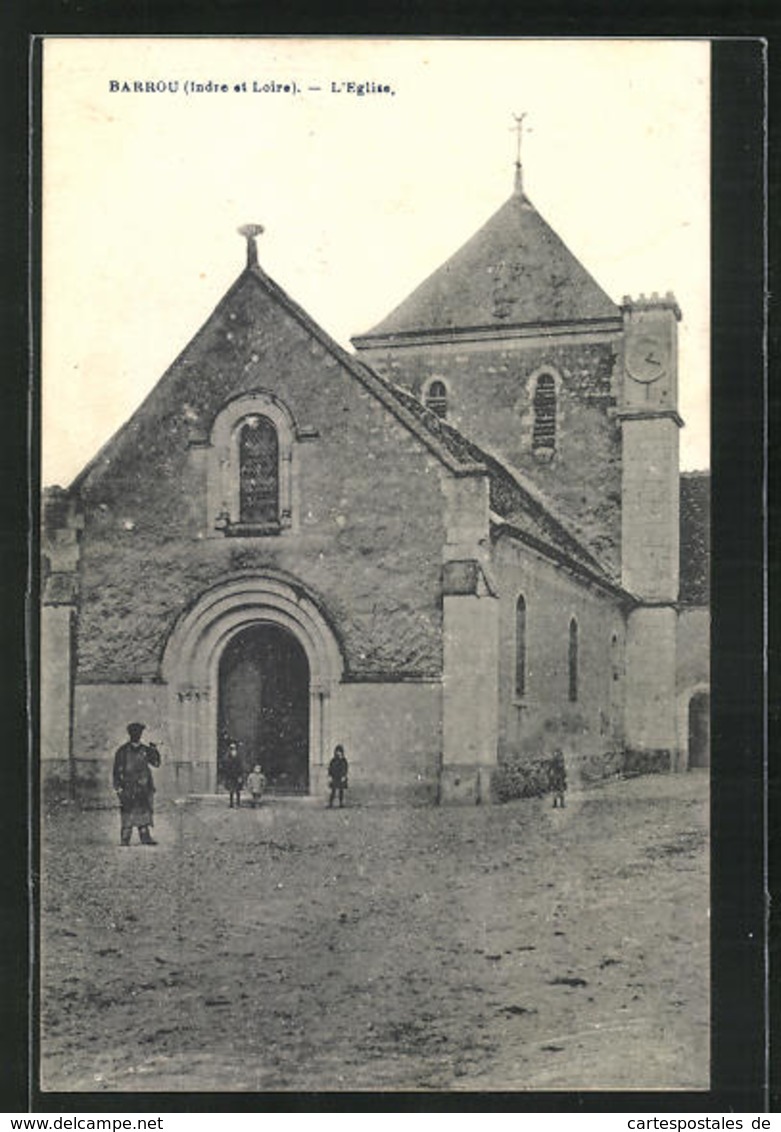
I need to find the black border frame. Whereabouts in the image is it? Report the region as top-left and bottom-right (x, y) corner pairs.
(1, 15), (771, 1116)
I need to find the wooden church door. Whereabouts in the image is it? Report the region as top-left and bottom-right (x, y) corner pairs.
(218, 624), (310, 792)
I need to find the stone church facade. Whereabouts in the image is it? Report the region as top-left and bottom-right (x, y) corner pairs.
(41, 176), (709, 805)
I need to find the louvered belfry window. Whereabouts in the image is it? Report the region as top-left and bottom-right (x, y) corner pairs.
(239, 416), (279, 525)
(533, 374), (556, 450)
(425, 380), (448, 419)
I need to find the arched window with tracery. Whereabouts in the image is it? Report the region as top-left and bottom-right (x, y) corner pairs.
(207, 391), (300, 538)
(568, 617), (579, 702)
(515, 595), (527, 698)
(239, 416), (279, 525)
(533, 373), (557, 450)
(425, 380), (448, 419)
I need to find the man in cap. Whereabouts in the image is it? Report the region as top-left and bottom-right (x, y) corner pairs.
(112, 722), (161, 846)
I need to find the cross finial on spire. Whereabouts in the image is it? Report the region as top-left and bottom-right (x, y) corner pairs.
(238, 223), (264, 268)
(510, 112), (528, 195)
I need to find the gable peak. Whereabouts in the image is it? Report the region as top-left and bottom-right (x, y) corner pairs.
(237, 223), (265, 269)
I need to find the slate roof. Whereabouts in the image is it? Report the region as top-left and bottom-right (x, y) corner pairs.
(679, 472), (710, 605)
(353, 189), (621, 343)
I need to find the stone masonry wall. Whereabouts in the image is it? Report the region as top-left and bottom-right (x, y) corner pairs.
(73, 273), (450, 684)
(624, 606), (678, 757)
(492, 533), (627, 785)
(333, 682), (442, 805)
(360, 334), (622, 578)
(620, 417), (680, 601)
(71, 678), (442, 806)
(676, 607), (709, 695)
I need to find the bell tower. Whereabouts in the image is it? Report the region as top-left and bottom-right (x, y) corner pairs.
(618, 293), (683, 768)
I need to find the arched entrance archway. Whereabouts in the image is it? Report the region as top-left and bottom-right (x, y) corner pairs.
(162, 573), (343, 793)
(218, 623), (310, 792)
(688, 690), (710, 769)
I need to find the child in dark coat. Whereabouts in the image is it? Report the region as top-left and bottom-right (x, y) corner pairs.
(223, 742), (244, 809)
(327, 745), (349, 808)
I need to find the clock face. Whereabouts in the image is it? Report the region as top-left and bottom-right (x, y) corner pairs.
(626, 334), (669, 383)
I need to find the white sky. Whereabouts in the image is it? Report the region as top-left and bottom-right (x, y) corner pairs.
(42, 37), (710, 485)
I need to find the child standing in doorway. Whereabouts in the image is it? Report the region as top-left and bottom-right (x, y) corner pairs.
(223, 741), (244, 809)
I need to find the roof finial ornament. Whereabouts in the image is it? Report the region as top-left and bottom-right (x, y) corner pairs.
(238, 223), (264, 268)
(510, 112), (528, 195)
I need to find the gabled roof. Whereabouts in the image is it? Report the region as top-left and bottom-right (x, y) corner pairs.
(64, 253), (616, 592)
(68, 263), (488, 497)
(679, 472), (710, 605)
(353, 189), (621, 344)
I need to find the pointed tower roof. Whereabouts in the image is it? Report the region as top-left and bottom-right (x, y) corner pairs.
(353, 189), (620, 345)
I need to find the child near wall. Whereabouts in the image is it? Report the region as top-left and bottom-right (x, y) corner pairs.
(549, 749), (567, 809)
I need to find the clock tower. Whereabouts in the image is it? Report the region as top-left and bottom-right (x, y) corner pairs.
(619, 292), (682, 598)
(618, 293), (683, 768)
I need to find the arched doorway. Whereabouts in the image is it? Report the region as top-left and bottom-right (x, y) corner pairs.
(162, 573), (343, 794)
(218, 624), (310, 793)
(688, 691), (710, 768)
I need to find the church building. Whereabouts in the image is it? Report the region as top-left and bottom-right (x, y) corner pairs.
(41, 166), (709, 805)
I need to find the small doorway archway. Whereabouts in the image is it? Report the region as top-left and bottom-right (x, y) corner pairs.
(687, 691), (710, 768)
(218, 624), (310, 793)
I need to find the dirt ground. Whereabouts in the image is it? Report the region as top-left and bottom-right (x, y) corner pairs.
(39, 771), (709, 1093)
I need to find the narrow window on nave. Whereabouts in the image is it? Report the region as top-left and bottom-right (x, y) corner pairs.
(568, 617), (579, 702)
(533, 374), (557, 450)
(515, 595), (526, 698)
(425, 380), (448, 419)
(239, 415), (279, 525)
